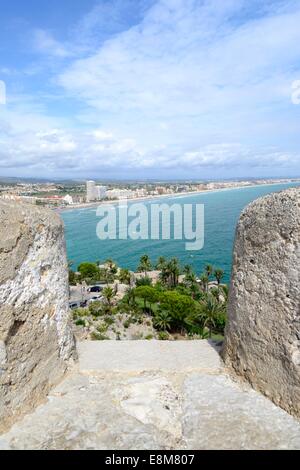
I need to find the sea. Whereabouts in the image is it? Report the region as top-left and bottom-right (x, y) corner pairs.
(61, 182), (300, 283)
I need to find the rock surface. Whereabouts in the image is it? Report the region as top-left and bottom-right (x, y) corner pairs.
(222, 188), (300, 417)
(1, 340), (300, 450)
(0, 201), (76, 432)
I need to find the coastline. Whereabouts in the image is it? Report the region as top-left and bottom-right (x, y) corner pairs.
(57, 180), (300, 213)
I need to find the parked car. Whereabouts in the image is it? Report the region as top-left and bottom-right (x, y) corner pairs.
(69, 301), (80, 310)
(87, 285), (103, 293)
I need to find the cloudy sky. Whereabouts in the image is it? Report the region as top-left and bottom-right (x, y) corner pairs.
(0, 0), (300, 180)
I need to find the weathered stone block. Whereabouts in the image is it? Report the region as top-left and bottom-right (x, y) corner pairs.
(222, 188), (300, 417)
(0, 201), (76, 432)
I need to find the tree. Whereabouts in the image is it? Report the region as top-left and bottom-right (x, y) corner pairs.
(105, 259), (118, 276)
(159, 265), (170, 286)
(221, 284), (229, 302)
(156, 256), (167, 271)
(183, 264), (193, 277)
(205, 264), (213, 279)
(199, 294), (226, 338)
(153, 310), (172, 331)
(199, 273), (209, 293)
(137, 255), (152, 276)
(159, 290), (197, 332)
(214, 268), (224, 286)
(125, 287), (136, 306)
(119, 268), (131, 285)
(135, 276), (152, 287)
(78, 262), (99, 279)
(184, 271), (197, 288)
(159, 258), (180, 288)
(102, 286), (115, 309)
(69, 269), (77, 286)
(168, 258), (180, 287)
(134, 286), (159, 312)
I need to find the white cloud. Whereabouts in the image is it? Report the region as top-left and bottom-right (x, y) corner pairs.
(33, 29), (73, 58)
(1, 0), (300, 177)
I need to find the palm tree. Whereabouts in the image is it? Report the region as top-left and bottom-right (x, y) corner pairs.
(102, 286), (115, 309)
(185, 272), (198, 298)
(205, 264), (213, 279)
(119, 268), (131, 285)
(103, 267), (111, 286)
(168, 258), (180, 287)
(183, 264), (193, 277)
(156, 256), (166, 271)
(159, 265), (170, 286)
(214, 268), (224, 286)
(200, 294), (225, 338)
(221, 284), (229, 302)
(125, 287), (136, 307)
(154, 310), (172, 331)
(138, 254), (152, 276)
(199, 273), (209, 292)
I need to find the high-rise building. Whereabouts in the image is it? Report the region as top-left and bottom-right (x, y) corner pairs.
(96, 185), (107, 200)
(86, 180), (96, 202)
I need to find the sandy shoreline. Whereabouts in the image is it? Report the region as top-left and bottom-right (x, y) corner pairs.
(57, 180), (300, 213)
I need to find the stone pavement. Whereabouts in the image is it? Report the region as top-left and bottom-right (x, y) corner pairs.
(1, 340), (300, 450)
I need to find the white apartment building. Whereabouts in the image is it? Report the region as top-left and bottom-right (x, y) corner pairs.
(86, 180), (97, 202)
(96, 185), (107, 199)
(86, 181), (107, 201)
(106, 189), (134, 200)
(63, 194), (73, 205)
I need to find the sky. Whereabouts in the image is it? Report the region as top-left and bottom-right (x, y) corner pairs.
(0, 0), (300, 180)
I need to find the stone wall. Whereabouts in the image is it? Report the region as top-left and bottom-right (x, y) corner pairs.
(0, 201), (76, 432)
(222, 188), (300, 417)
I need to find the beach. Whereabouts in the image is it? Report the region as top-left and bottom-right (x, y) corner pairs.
(57, 180), (300, 213)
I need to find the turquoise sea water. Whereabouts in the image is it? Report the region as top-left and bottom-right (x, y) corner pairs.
(61, 183), (300, 283)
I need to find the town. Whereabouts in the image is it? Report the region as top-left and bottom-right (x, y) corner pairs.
(0, 177), (299, 209)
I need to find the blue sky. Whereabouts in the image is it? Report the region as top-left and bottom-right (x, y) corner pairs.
(0, 0), (300, 180)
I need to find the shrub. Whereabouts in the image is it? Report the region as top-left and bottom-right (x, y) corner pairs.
(153, 310), (172, 331)
(158, 331), (169, 341)
(145, 334), (154, 340)
(123, 320), (131, 329)
(91, 331), (110, 341)
(74, 307), (89, 317)
(135, 276), (152, 287)
(75, 319), (86, 327)
(97, 323), (108, 334)
(132, 332), (144, 340)
(104, 316), (115, 326)
(89, 301), (103, 317)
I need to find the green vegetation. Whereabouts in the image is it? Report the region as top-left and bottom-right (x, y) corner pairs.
(78, 262), (99, 279)
(70, 253), (228, 341)
(137, 254), (152, 276)
(91, 331), (110, 341)
(68, 259), (119, 286)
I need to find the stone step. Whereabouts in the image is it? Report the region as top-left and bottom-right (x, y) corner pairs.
(78, 340), (223, 374)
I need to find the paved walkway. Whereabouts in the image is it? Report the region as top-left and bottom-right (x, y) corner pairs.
(1, 340), (300, 450)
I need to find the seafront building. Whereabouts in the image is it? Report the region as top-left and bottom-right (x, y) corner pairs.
(86, 181), (107, 202)
(96, 185), (107, 200)
(86, 180), (97, 202)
